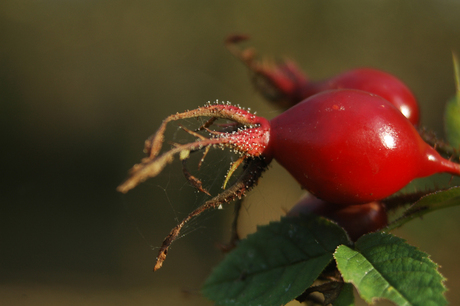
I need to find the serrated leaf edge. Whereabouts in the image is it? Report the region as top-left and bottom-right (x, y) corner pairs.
(334, 234), (447, 306)
(202, 216), (351, 306)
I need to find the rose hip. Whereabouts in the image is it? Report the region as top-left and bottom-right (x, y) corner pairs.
(119, 90), (460, 269)
(301, 68), (420, 125)
(269, 89), (459, 204)
(287, 194), (388, 241)
(226, 35), (419, 125)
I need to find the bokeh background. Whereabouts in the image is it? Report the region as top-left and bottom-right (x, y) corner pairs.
(2, 1), (460, 305)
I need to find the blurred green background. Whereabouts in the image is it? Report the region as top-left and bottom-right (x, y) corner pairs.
(2, 1), (460, 305)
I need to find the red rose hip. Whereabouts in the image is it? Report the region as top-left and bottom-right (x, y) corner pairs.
(225, 37), (420, 125)
(301, 68), (420, 125)
(269, 89), (460, 205)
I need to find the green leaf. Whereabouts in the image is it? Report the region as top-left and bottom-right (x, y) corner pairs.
(386, 186), (460, 231)
(332, 283), (355, 306)
(444, 52), (460, 149)
(202, 215), (351, 306)
(335, 232), (446, 306)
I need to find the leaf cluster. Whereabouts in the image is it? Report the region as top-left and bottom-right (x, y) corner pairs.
(203, 210), (449, 305)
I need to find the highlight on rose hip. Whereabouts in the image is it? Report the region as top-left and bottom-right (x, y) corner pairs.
(117, 35), (460, 305)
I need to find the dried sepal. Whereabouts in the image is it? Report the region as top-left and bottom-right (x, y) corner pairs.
(118, 101), (273, 270)
(144, 102), (262, 157)
(225, 34), (254, 65)
(154, 157), (269, 271)
(223, 155), (246, 189)
(198, 145), (211, 170)
(225, 34), (250, 46)
(117, 102), (271, 194)
(225, 34), (309, 108)
(181, 158), (211, 196)
(117, 138), (223, 193)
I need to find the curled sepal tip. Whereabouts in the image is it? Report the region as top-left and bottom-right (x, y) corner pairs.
(117, 101), (272, 194)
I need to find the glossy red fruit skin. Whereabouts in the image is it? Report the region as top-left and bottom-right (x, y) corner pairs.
(287, 194), (388, 241)
(301, 68), (420, 125)
(269, 89), (460, 205)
